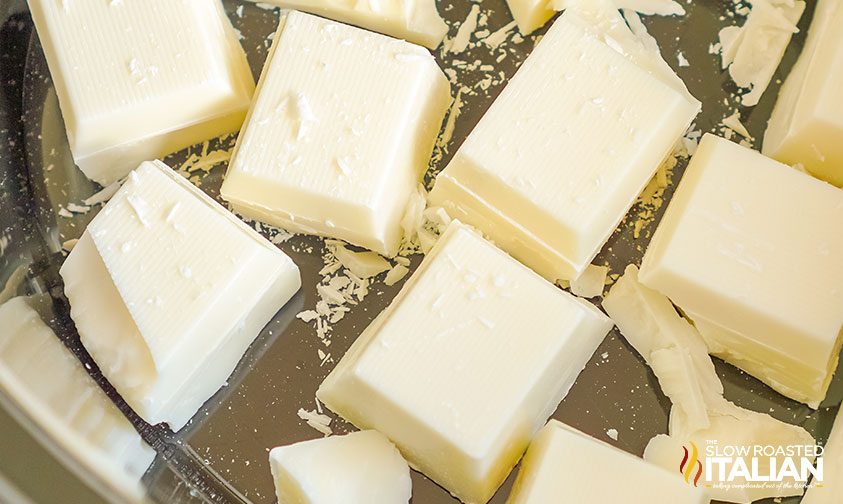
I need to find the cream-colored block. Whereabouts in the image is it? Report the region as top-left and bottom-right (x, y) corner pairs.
(0, 296), (154, 502)
(505, 0), (556, 35)
(640, 134), (843, 407)
(60, 161), (301, 431)
(429, 11), (699, 282)
(252, 0), (447, 49)
(221, 12), (450, 256)
(570, 263), (609, 298)
(764, 0), (843, 187)
(28, 0), (255, 186)
(506, 420), (710, 504)
(269, 431), (411, 504)
(318, 221), (613, 503)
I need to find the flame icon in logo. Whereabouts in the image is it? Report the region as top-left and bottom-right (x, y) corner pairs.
(679, 441), (703, 487)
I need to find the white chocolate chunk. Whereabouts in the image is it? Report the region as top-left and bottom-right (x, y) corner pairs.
(448, 4), (481, 54)
(506, 420), (709, 503)
(0, 297), (154, 502)
(803, 410), (843, 503)
(384, 264), (410, 286)
(718, 0), (805, 107)
(764, 0), (843, 187)
(429, 10), (699, 282)
(318, 221), (613, 504)
(221, 12), (450, 256)
(605, 266), (816, 503)
(252, 0), (447, 49)
(640, 134), (843, 407)
(505, 0), (556, 35)
(297, 408), (333, 437)
(331, 246), (391, 279)
(28, 0), (254, 185)
(570, 263), (609, 298)
(269, 430), (411, 504)
(60, 161), (301, 431)
(603, 265), (721, 436)
(721, 112), (751, 139)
